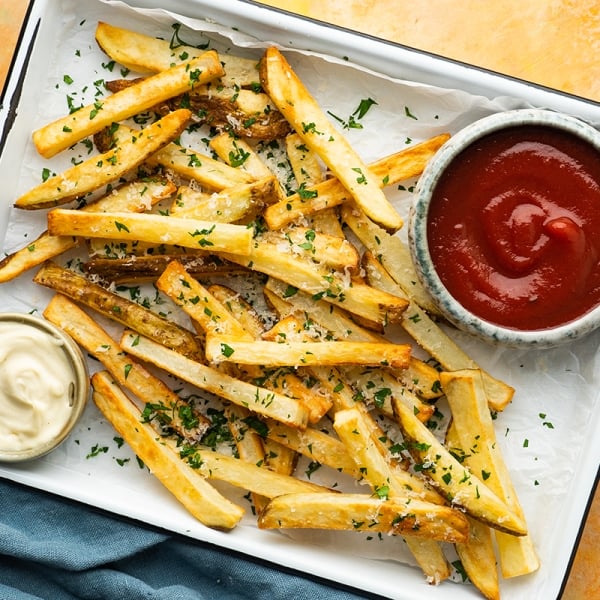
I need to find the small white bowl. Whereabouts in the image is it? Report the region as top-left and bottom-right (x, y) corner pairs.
(0, 313), (89, 461)
(409, 108), (600, 348)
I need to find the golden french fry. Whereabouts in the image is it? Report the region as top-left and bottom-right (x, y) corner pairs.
(91, 371), (243, 529)
(446, 422), (500, 600)
(342, 365), (434, 422)
(0, 177), (175, 284)
(120, 330), (309, 430)
(285, 132), (325, 187)
(34, 262), (203, 361)
(194, 87), (291, 140)
(363, 250), (515, 412)
(33, 53), (223, 158)
(150, 142), (256, 190)
(46, 209), (253, 256)
(264, 420), (360, 477)
(93, 120), (257, 191)
(343, 203), (438, 314)
(264, 134), (450, 230)
(16, 110), (190, 210)
(205, 336), (412, 369)
(96, 21), (260, 85)
(259, 227), (360, 270)
(43, 293), (208, 440)
(260, 47), (402, 232)
(258, 492), (469, 543)
(220, 243), (408, 326)
(208, 284), (266, 339)
(156, 259), (251, 339)
(334, 407), (443, 504)
(172, 177), (279, 221)
(393, 397), (527, 536)
(173, 442), (329, 498)
(209, 133), (277, 179)
(225, 403), (270, 513)
(441, 370), (539, 578)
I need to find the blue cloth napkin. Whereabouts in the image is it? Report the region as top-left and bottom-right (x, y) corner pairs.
(0, 479), (370, 600)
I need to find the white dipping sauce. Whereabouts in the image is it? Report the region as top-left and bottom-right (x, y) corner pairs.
(0, 321), (75, 452)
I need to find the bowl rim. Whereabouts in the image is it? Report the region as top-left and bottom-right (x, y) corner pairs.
(409, 107), (600, 348)
(0, 312), (89, 461)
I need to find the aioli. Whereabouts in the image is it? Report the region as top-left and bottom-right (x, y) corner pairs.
(0, 321), (76, 453)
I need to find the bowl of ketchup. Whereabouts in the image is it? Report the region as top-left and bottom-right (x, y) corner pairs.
(409, 108), (600, 348)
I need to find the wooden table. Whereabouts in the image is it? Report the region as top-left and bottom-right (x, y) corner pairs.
(1, 1), (598, 598)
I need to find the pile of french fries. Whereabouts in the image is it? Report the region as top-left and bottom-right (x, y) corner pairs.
(2, 21), (540, 598)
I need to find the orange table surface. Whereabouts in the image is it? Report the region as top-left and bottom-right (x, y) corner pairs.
(1, 1), (598, 599)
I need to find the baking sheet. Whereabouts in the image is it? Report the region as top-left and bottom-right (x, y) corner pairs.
(0, 1), (599, 599)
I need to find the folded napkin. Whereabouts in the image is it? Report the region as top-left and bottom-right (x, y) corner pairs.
(0, 479), (367, 600)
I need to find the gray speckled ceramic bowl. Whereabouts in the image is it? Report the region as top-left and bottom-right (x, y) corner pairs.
(408, 108), (600, 348)
(0, 313), (89, 462)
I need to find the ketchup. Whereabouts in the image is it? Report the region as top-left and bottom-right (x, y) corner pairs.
(427, 125), (600, 331)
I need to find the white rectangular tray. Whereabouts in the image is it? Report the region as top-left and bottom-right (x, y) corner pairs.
(0, 1), (598, 599)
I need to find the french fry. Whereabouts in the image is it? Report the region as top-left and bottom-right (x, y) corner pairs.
(264, 134), (450, 230)
(82, 254), (244, 284)
(173, 442), (329, 498)
(93, 121), (257, 190)
(343, 365), (434, 422)
(47, 209), (253, 256)
(16, 110), (191, 210)
(95, 21), (260, 85)
(441, 370), (540, 579)
(33, 52), (223, 158)
(209, 133), (277, 180)
(156, 259), (251, 339)
(259, 227), (360, 270)
(363, 251), (515, 412)
(333, 406), (452, 581)
(264, 420), (360, 477)
(191, 86), (291, 140)
(92, 371), (244, 529)
(150, 142), (256, 190)
(258, 492), (468, 543)
(285, 132), (325, 188)
(208, 284), (266, 339)
(205, 337), (412, 369)
(285, 130), (346, 236)
(446, 422), (500, 600)
(224, 403), (270, 513)
(44, 294), (208, 440)
(264, 277), (442, 402)
(0, 177), (175, 283)
(0, 234), (80, 284)
(34, 261), (204, 361)
(342, 203), (438, 314)
(172, 177), (279, 221)
(334, 407), (442, 504)
(260, 47), (402, 232)
(220, 244), (408, 326)
(121, 330), (309, 429)
(393, 397), (527, 536)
